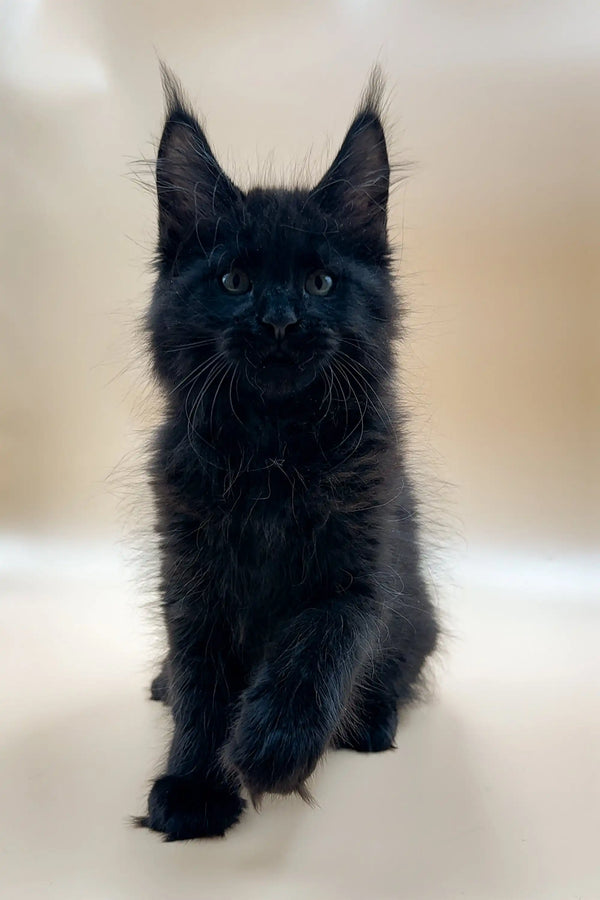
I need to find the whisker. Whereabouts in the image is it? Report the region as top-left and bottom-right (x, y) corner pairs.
(185, 358), (229, 451)
(338, 347), (392, 380)
(329, 364), (349, 437)
(228, 363), (245, 427)
(316, 364), (334, 425)
(170, 350), (225, 396)
(209, 362), (234, 435)
(331, 360), (367, 456)
(164, 338), (217, 354)
(335, 357), (392, 431)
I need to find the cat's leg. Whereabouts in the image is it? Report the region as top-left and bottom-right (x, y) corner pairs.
(223, 587), (379, 801)
(333, 658), (401, 753)
(336, 578), (439, 753)
(138, 598), (245, 840)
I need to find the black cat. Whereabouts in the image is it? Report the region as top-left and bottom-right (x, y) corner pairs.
(137, 67), (439, 841)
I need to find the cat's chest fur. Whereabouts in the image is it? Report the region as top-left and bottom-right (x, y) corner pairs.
(214, 450), (329, 557)
(159, 414), (371, 609)
(204, 450), (331, 641)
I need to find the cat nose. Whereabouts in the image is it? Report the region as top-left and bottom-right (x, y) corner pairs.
(260, 308), (299, 341)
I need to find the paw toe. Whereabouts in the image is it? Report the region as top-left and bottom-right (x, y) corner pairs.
(335, 707), (398, 753)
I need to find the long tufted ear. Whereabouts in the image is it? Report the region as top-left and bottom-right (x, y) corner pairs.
(314, 70), (390, 250)
(155, 64), (242, 263)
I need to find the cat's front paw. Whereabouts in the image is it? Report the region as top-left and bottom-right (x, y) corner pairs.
(334, 702), (398, 753)
(137, 774), (245, 840)
(223, 687), (327, 800)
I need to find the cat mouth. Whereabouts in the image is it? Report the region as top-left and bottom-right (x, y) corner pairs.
(258, 349), (298, 375)
(261, 350), (319, 373)
(250, 351), (319, 397)
(261, 347), (296, 365)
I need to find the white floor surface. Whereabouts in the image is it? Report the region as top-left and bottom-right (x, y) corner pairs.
(1, 547), (598, 900)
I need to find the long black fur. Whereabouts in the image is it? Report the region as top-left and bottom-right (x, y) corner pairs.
(137, 67), (439, 841)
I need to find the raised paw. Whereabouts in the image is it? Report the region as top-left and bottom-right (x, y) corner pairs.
(137, 774), (245, 840)
(223, 685), (327, 800)
(224, 724), (323, 801)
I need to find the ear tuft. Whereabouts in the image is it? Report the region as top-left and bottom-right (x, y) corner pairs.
(313, 67), (390, 252)
(155, 64), (241, 265)
(357, 64), (386, 123)
(159, 62), (192, 122)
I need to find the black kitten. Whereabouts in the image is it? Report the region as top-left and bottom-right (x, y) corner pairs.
(137, 67), (439, 841)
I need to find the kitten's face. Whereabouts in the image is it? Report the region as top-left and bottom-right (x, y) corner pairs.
(150, 70), (392, 405)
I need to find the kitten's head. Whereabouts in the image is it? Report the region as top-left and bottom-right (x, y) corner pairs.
(149, 67), (395, 406)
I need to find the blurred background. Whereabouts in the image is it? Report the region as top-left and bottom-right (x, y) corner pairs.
(1, 2), (598, 899)
(1, 0), (598, 571)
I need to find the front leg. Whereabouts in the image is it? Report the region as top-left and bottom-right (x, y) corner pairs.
(224, 593), (376, 801)
(139, 600), (245, 840)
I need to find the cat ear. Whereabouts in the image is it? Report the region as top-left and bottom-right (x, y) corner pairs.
(155, 65), (241, 262)
(314, 71), (389, 248)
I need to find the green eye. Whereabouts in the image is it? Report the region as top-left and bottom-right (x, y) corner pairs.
(221, 268), (251, 294)
(305, 269), (334, 296)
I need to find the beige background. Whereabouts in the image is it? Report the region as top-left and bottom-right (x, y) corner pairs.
(1, 2), (598, 899)
(1, 0), (597, 555)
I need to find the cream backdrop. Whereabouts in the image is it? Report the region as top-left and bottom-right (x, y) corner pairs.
(1, 3), (598, 899)
(2, 0), (597, 560)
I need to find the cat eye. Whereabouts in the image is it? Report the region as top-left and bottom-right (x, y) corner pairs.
(221, 268), (251, 295)
(305, 269), (334, 297)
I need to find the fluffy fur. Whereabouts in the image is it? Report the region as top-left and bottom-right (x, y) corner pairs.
(137, 67), (439, 841)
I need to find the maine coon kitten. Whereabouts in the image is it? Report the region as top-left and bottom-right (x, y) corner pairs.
(138, 67), (439, 841)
